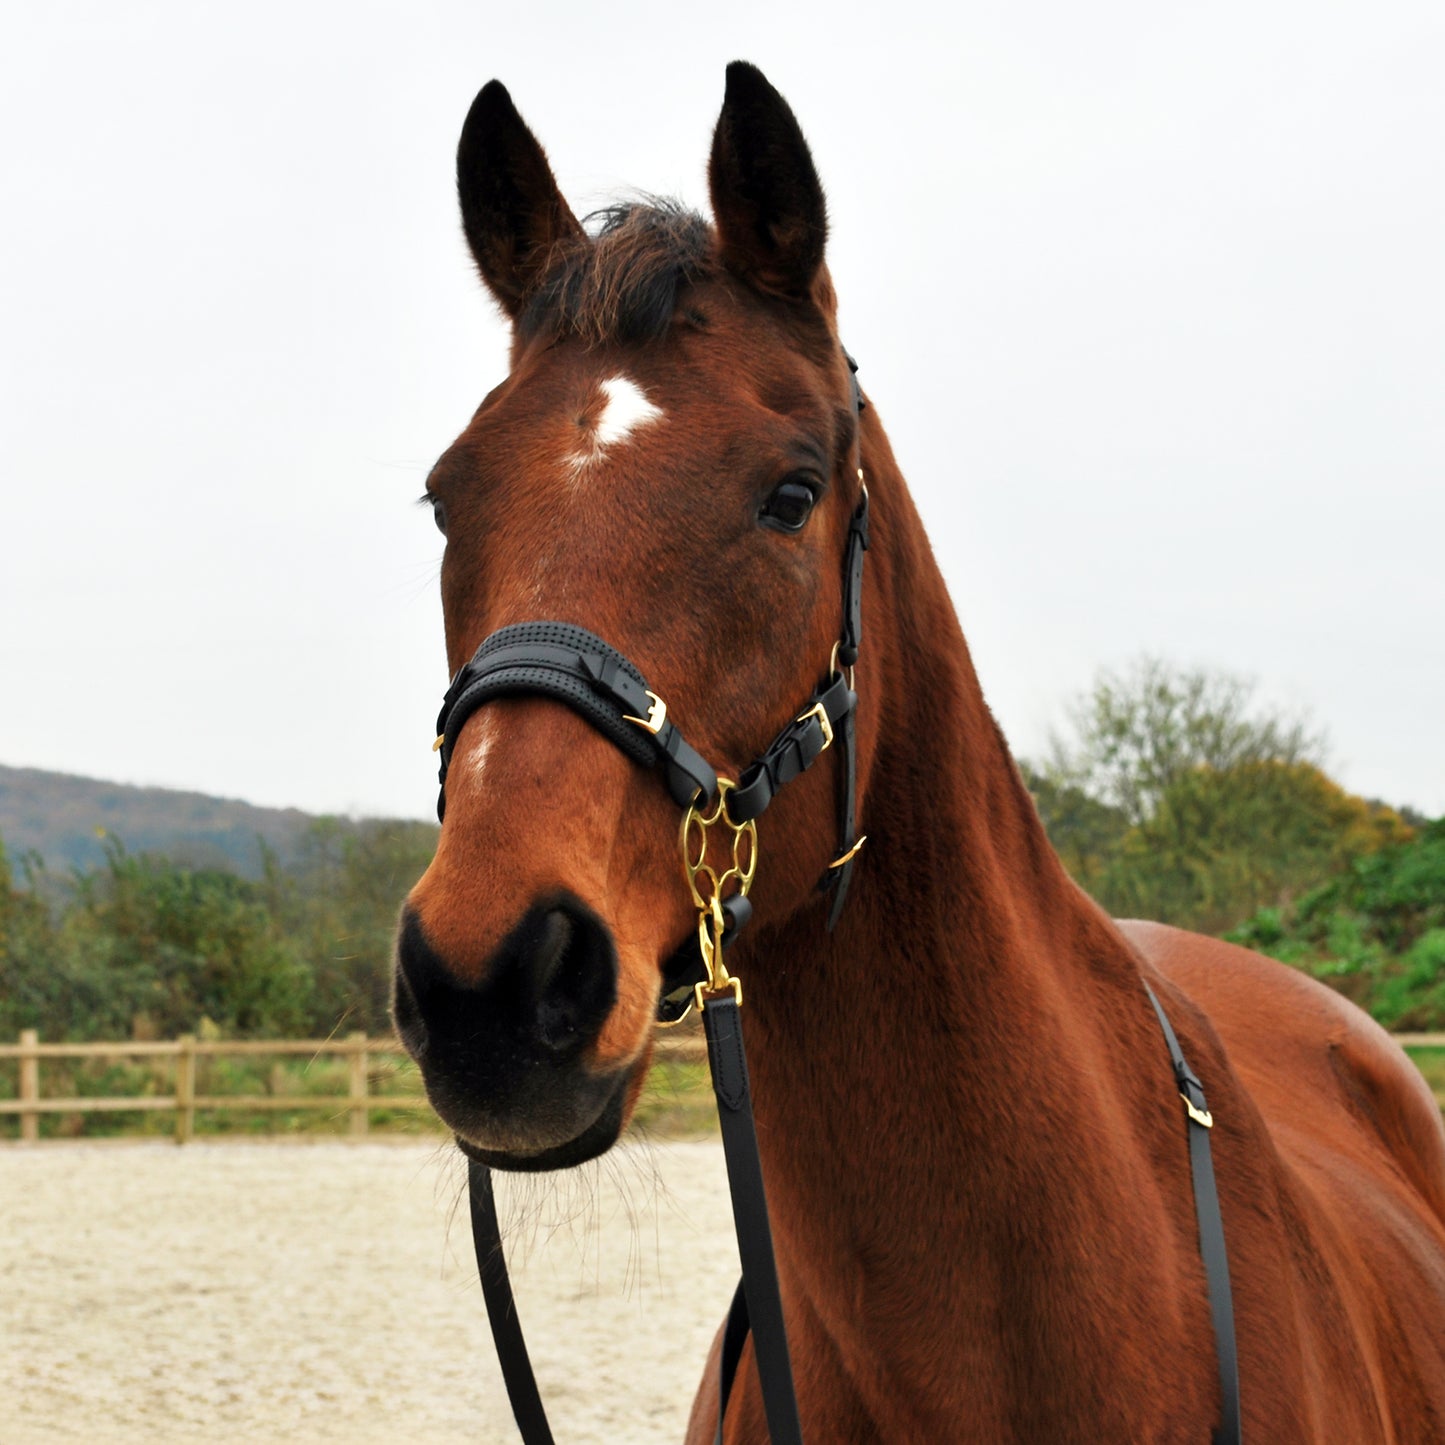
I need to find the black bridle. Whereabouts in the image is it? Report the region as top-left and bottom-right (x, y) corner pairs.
(433, 351), (871, 954)
(430, 350), (1240, 1445)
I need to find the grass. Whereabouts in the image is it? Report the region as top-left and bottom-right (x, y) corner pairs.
(1405, 1046), (1445, 1113)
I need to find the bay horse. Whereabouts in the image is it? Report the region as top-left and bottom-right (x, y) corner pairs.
(393, 61), (1445, 1441)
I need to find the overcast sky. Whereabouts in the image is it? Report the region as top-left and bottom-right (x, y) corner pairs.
(2, 1), (1441, 821)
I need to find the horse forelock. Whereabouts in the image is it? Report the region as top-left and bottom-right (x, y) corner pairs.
(518, 200), (715, 346)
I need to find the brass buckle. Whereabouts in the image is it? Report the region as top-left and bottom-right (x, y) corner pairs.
(1181, 1094), (1214, 1129)
(829, 835), (867, 869)
(431, 734), (446, 752)
(624, 690), (668, 735)
(796, 700), (834, 751)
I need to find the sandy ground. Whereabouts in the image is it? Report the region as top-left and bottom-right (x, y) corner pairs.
(0, 1138), (741, 1443)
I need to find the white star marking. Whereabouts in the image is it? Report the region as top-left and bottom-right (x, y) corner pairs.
(568, 375), (664, 477)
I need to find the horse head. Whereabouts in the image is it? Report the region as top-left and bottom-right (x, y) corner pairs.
(393, 64), (873, 1171)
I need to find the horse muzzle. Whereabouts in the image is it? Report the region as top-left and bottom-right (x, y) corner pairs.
(392, 894), (634, 1169)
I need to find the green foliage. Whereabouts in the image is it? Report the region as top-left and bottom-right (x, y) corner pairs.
(1025, 657), (1444, 1026)
(1019, 766), (1127, 898)
(1098, 760), (1411, 934)
(1046, 656), (1322, 826)
(1030, 658), (1410, 934)
(0, 816), (437, 1043)
(0, 808), (723, 1141)
(1226, 819), (1445, 1028)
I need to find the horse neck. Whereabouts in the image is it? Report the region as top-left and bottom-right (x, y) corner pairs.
(739, 441), (1181, 1395)
(752, 438), (1144, 1052)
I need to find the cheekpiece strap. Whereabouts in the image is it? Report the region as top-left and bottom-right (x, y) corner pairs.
(727, 672), (857, 825)
(837, 490), (870, 670)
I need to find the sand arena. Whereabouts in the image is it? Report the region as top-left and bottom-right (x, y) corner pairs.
(1, 1138), (738, 1443)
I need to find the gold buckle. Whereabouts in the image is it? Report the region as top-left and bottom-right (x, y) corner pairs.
(624, 690), (668, 735)
(431, 734), (445, 752)
(1181, 1094), (1214, 1129)
(829, 835), (867, 869)
(797, 701), (834, 751)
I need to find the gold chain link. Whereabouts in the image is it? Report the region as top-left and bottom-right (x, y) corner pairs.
(678, 779), (756, 1013)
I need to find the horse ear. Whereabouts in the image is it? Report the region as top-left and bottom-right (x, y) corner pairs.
(708, 62), (828, 298)
(457, 81), (584, 319)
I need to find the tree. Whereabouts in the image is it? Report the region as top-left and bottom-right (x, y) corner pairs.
(276, 817), (437, 1034)
(1019, 764), (1128, 899)
(1099, 760), (1413, 933)
(1028, 659), (1409, 933)
(1045, 657), (1323, 826)
(57, 839), (313, 1038)
(0, 836), (65, 1037)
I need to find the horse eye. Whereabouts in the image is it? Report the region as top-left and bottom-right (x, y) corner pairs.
(759, 480), (818, 533)
(431, 498), (447, 535)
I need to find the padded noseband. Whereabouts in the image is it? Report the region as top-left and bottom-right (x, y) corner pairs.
(434, 621), (718, 821)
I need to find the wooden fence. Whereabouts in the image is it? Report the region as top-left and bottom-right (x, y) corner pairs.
(0, 1028), (708, 1143)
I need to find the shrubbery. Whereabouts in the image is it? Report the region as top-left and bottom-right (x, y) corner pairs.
(1027, 658), (1439, 1028)
(0, 819), (437, 1042)
(1226, 820), (1445, 1028)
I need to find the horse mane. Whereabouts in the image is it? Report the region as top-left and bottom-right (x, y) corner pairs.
(518, 200), (715, 346)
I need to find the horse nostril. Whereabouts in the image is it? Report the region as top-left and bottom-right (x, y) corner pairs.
(531, 905), (612, 1055)
(530, 908), (574, 1002)
(392, 899), (616, 1065)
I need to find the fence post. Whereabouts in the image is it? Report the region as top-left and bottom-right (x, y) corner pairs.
(348, 1031), (369, 1137)
(175, 1036), (195, 1144)
(19, 1029), (40, 1142)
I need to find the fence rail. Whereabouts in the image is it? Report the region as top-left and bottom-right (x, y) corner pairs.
(0, 1028), (708, 1142)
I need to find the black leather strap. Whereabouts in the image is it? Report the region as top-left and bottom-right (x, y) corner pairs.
(836, 491), (869, 670)
(822, 694), (858, 931)
(1144, 984), (1241, 1445)
(820, 487), (869, 926)
(467, 1159), (555, 1445)
(466, 995), (802, 1445)
(727, 672), (856, 825)
(435, 621), (718, 820)
(715, 1278), (750, 1444)
(704, 994), (803, 1445)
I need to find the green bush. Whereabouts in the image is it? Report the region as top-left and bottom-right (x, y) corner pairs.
(1226, 820), (1445, 1028)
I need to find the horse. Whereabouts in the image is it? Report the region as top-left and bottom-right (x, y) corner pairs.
(392, 61), (1445, 1442)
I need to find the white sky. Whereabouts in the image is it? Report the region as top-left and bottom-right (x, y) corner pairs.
(2, 1), (1441, 820)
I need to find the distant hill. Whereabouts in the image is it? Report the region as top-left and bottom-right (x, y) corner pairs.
(0, 765), (317, 878)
